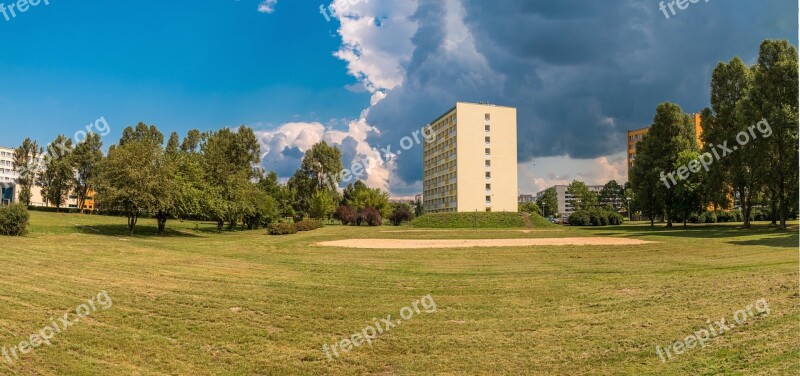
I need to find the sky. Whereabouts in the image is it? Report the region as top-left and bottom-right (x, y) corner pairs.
(0, 0), (796, 197)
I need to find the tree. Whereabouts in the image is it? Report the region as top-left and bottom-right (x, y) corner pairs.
(342, 180), (391, 219)
(630, 135), (664, 226)
(599, 180), (624, 211)
(518, 202), (542, 216)
(388, 204), (415, 226)
(704, 57), (759, 227)
(201, 126), (261, 231)
(309, 189), (336, 221)
(334, 205), (357, 225)
(536, 188), (559, 217)
(672, 151), (704, 227)
(96, 123), (167, 235)
(37, 135), (74, 211)
(749, 40), (799, 229)
(289, 141), (343, 217)
(72, 133), (103, 213)
(644, 103), (698, 227)
(12, 138), (43, 206)
(567, 180), (598, 211)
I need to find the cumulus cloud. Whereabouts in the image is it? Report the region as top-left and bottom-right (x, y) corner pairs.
(258, 0), (278, 14)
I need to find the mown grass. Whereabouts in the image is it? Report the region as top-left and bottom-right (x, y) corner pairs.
(412, 212), (556, 228)
(0, 212), (796, 375)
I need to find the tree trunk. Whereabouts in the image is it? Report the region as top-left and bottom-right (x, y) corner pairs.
(156, 210), (168, 235)
(741, 187), (751, 229)
(127, 215), (137, 236)
(216, 220), (224, 233)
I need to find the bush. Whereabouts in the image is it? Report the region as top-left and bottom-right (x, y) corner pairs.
(333, 206), (357, 225)
(568, 211), (591, 226)
(359, 207), (383, 226)
(0, 204), (30, 236)
(688, 212), (700, 224)
(388, 206), (414, 226)
(268, 222), (298, 235)
(701, 212), (717, 224)
(518, 202), (543, 216)
(412, 212), (541, 228)
(294, 219), (322, 232)
(27, 206), (81, 214)
(569, 209), (623, 227)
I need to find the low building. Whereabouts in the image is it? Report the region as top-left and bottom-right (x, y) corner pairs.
(518, 194), (535, 203)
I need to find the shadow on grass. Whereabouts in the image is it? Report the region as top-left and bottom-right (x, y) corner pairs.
(74, 224), (203, 238)
(589, 223), (798, 248)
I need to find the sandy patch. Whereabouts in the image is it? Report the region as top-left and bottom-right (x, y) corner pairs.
(316, 237), (654, 249)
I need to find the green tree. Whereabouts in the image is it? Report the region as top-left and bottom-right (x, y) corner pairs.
(536, 188), (559, 217)
(518, 202), (542, 216)
(72, 133), (103, 213)
(12, 138), (43, 206)
(599, 180), (624, 211)
(38, 135), (75, 211)
(96, 123), (167, 235)
(309, 189), (336, 221)
(672, 151), (704, 227)
(704, 57), (759, 227)
(750, 40), (799, 228)
(567, 180), (598, 211)
(630, 135), (664, 226)
(289, 141), (343, 217)
(201, 126), (261, 231)
(646, 103), (698, 227)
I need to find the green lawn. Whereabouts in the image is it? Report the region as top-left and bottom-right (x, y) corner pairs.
(0, 212), (797, 375)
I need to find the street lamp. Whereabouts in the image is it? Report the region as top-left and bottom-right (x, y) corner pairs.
(626, 197), (632, 222)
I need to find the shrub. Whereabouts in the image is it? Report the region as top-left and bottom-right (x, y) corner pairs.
(411, 212), (542, 229)
(268, 222), (297, 235)
(731, 209), (743, 222)
(334, 206), (357, 225)
(0, 204), (30, 236)
(388, 206), (414, 226)
(607, 211), (624, 225)
(703, 212), (717, 224)
(294, 219), (322, 232)
(689, 212), (700, 224)
(359, 207), (382, 226)
(518, 202), (543, 216)
(568, 211), (590, 226)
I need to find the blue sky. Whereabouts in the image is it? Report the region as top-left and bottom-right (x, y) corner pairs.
(0, 0), (369, 145)
(0, 0), (797, 196)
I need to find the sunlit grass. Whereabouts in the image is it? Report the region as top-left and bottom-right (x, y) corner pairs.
(0, 212), (796, 375)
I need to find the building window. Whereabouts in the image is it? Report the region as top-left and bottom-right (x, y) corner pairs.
(485, 114), (490, 121)
(485, 137), (490, 144)
(486, 172), (491, 179)
(485, 148), (490, 155)
(486, 184), (491, 191)
(485, 160), (491, 167)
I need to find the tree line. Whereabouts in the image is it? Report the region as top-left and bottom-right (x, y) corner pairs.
(12, 123), (398, 235)
(630, 40), (798, 228)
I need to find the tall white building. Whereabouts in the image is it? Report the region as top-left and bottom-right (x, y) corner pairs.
(423, 102), (518, 213)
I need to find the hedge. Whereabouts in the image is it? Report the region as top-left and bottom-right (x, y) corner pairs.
(0, 204), (30, 236)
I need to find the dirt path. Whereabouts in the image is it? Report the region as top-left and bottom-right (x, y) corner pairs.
(316, 237), (654, 249)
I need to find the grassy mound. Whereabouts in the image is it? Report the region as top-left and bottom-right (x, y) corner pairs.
(412, 212), (532, 228)
(527, 212), (558, 228)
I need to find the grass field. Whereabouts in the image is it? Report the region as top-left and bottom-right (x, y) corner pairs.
(0, 212), (797, 375)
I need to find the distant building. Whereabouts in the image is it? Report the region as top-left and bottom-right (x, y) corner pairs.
(0, 145), (94, 210)
(536, 184), (607, 219)
(518, 194), (535, 203)
(423, 102), (518, 213)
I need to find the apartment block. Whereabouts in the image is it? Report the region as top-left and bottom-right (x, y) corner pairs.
(423, 102), (518, 213)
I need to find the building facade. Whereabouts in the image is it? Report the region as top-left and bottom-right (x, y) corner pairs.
(423, 102), (518, 213)
(536, 184), (607, 220)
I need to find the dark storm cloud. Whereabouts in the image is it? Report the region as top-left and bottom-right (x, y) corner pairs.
(366, 0), (797, 184)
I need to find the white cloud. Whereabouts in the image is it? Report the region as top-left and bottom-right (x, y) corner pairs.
(258, 0), (278, 14)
